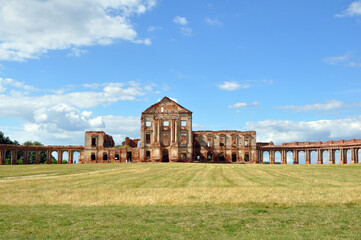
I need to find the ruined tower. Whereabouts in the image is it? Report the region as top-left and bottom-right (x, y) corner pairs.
(140, 97), (193, 162)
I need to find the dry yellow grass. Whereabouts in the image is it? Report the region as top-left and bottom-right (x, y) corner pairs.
(1, 163), (361, 207)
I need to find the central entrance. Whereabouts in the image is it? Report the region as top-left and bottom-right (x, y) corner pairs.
(162, 149), (169, 162)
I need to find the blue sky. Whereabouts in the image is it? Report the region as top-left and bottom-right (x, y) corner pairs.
(0, 0), (361, 145)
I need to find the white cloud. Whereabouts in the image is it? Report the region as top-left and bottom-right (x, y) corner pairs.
(204, 17), (223, 26)
(180, 27), (193, 36)
(324, 52), (361, 68)
(67, 48), (88, 57)
(174, 16), (188, 25)
(173, 16), (193, 36)
(147, 26), (162, 32)
(217, 81), (251, 91)
(335, 1), (361, 17)
(247, 116), (361, 144)
(323, 52), (352, 65)
(278, 100), (344, 112)
(0, 0), (156, 61)
(228, 101), (259, 109)
(0, 77), (36, 93)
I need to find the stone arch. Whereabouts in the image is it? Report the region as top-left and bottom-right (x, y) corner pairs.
(62, 151), (69, 164)
(334, 149), (341, 164)
(346, 149), (351, 164)
(72, 151), (80, 164)
(263, 151), (270, 164)
(207, 151), (213, 162)
(5, 150), (12, 165)
(28, 151), (36, 164)
(310, 150), (317, 164)
(162, 149), (169, 162)
(219, 152), (225, 163)
(287, 151), (293, 164)
(232, 152), (237, 163)
(322, 150), (329, 164)
(16, 150), (25, 165)
(298, 151), (305, 164)
(103, 152), (108, 162)
(275, 151), (281, 164)
(244, 153), (249, 162)
(51, 151), (58, 164)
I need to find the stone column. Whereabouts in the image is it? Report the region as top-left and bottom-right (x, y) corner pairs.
(355, 149), (359, 164)
(293, 150), (299, 164)
(170, 119), (174, 143)
(35, 151), (41, 164)
(23, 150), (28, 165)
(69, 151), (73, 164)
(340, 149), (345, 164)
(175, 120), (178, 144)
(0, 150), (3, 165)
(188, 119), (192, 148)
(153, 119), (157, 143)
(328, 149), (334, 164)
(11, 150), (16, 165)
(305, 150), (310, 164)
(157, 119), (161, 143)
(58, 150), (63, 164)
(317, 149), (322, 164)
(270, 150), (275, 164)
(281, 150), (287, 164)
(46, 150), (51, 164)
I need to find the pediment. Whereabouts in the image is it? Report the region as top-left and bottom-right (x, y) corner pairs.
(143, 96), (192, 114)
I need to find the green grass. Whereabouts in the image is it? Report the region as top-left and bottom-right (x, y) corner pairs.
(1, 163), (361, 239)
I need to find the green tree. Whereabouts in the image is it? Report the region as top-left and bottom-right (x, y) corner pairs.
(0, 131), (19, 145)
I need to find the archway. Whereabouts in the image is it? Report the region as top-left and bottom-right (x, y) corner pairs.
(263, 151), (270, 164)
(310, 151), (317, 164)
(232, 153), (237, 163)
(335, 150), (340, 164)
(51, 151), (58, 164)
(62, 151), (69, 164)
(28, 151), (36, 164)
(298, 151), (305, 164)
(322, 150), (329, 164)
(287, 151), (293, 164)
(207, 151), (213, 162)
(5, 150), (12, 165)
(73, 151), (80, 164)
(275, 151), (281, 164)
(17, 151), (24, 165)
(219, 153), (225, 163)
(162, 149), (169, 162)
(346, 149), (351, 164)
(244, 153), (249, 162)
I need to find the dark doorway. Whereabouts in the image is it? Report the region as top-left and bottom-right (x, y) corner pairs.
(127, 152), (132, 162)
(245, 153), (250, 162)
(207, 152), (213, 162)
(162, 149), (169, 162)
(219, 153), (225, 163)
(232, 153), (237, 162)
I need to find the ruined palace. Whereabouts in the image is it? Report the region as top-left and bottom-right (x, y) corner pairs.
(1, 97), (361, 164)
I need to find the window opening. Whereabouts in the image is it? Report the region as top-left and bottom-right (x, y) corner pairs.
(181, 121), (187, 127)
(146, 121), (151, 127)
(91, 153), (96, 161)
(181, 133), (187, 145)
(91, 138), (96, 147)
(163, 121), (169, 126)
(146, 151), (151, 159)
(146, 133), (151, 144)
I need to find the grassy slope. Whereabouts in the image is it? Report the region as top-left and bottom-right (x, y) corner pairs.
(1, 163), (361, 239)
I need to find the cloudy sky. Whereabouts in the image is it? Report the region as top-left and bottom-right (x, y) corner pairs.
(0, 0), (361, 146)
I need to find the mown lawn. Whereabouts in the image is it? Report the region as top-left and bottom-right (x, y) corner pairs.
(1, 163), (361, 239)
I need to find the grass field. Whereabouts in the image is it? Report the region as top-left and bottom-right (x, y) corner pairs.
(1, 163), (361, 239)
